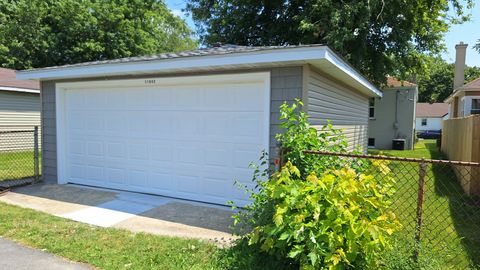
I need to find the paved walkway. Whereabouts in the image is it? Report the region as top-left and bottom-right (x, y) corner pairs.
(0, 183), (236, 245)
(0, 238), (93, 270)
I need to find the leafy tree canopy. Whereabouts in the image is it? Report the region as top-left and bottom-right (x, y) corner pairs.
(186, 0), (473, 85)
(0, 0), (197, 70)
(417, 57), (480, 103)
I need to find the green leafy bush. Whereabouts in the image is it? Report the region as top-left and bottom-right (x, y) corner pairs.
(233, 101), (400, 269)
(275, 100), (350, 176)
(239, 161), (399, 269)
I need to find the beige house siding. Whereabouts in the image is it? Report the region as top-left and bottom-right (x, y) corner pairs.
(305, 66), (369, 151)
(0, 91), (40, 128)
(0, 91), (41, 152)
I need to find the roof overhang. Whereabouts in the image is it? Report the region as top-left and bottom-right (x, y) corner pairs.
(16, 46), (381, 98)
(0, 86), (39, 94)
(444, 88), (480, 103)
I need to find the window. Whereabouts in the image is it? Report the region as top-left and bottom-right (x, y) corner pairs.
(369, 98), (375, 118)
(472, 99), (480, 115)
(421, 118), (427, 126)
(368, 138), (375, 147)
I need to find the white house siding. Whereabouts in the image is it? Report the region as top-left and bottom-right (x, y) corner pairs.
(415, 117), (443, 131)
(306, 66), (369, 152)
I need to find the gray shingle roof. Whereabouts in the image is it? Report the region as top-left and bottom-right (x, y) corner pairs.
(25, 44), (325, 71)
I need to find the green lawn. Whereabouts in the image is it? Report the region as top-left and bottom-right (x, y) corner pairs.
(0, 151), (41, 181)
(369, 140), (480, 269)
(0, 202), (221, 269)
(0, 202), (289, 270)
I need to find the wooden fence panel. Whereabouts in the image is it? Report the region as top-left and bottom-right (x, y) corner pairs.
(442, 115), (480, 195)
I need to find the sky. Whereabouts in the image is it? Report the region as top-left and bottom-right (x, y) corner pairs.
(165, 0), (480, 67)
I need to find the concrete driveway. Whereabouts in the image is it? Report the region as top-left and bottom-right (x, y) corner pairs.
(0, 237), (93, 270)
(0, 183), (237, 245)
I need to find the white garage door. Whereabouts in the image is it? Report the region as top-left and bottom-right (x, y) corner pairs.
(57, 73), (270, 206)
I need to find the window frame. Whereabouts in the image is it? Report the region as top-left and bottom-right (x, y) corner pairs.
(369, 98), (375, 119)
(471, 98), (480, 115)
(368, 138), (375, 148)
(421, 118), (427, 126)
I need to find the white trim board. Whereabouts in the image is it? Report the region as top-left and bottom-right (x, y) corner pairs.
(21, 46), (381, 98)
(0, 86), (39, 94)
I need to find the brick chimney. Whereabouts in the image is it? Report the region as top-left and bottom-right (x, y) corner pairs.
(454, 42), (468, 89)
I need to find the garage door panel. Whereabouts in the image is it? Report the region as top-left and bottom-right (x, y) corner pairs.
(66, 90), (85, 108)
(127, 142), (149, 160)
(106, 167), (126, 184)
(86, 165), (104, 182)
(127, 169), (148, 187)
(150, 88), (173, 107)
(126, 88), (152, 108)
(106, 141), (126, 158)
(150, 143), (174, 162)
(148, 172), (175, 191)
(204, 144), (232, 167)
(85, 90), (108, 108)
(63, 75), (268, 206)
(174, 87), (201, 107)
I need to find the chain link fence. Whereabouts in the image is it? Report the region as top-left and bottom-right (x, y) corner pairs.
(0, 126), (40, 183)
(304, 150), (480, 269)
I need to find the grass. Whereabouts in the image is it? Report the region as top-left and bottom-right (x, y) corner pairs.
(0, 202), (289, 270)
(0, 151), (41, 181)
(369, 140), (480, 269)
(0, 202), (221, 269)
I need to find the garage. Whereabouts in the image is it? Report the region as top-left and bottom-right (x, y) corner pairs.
(17, 45), (382, 207)
(56, 73), (270, 206)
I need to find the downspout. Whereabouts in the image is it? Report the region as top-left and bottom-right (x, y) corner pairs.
(393, 90), (400, 138)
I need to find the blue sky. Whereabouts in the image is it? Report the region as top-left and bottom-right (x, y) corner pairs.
(166, 0), (479, 67)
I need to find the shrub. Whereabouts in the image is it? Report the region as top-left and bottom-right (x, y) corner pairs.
(232, 101), (400, 269)
(237, 161), (399, 269)
(275, 100), (368, 176)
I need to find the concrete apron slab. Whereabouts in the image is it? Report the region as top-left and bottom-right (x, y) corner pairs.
(0, 183), (237, 245)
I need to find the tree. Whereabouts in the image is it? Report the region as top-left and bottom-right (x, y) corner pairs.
(0, 0), (197, 70)
(417, 57), (480, 103)
(185, 0), (473, 85)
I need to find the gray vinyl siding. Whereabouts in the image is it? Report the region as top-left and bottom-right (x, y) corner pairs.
(269, 67), (303, 159)
(306, 67), (369, 151)
(39, 67), (303, 183)
(40, 81), (57, 183)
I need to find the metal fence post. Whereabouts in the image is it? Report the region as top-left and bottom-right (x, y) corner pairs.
(413, 159), (427, 261)
(33, 126), (39, 182)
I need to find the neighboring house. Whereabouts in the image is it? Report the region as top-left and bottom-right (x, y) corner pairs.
(445, 42), (480, 117)
(368, 77), (417, 150)
(0, 68), (40, 130)
(415, 103), (449, 131)
(17, 45), (382, 206)
(442, 42), (480, 196)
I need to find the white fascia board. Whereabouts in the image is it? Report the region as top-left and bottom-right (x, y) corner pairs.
(17, 47), (327, 80)
(0, 86), (40, 94)
(17, 46), (381, 97)
(323, 48), (382, 97)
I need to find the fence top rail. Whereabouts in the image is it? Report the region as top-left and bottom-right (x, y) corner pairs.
(303, 150), (480, 167)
